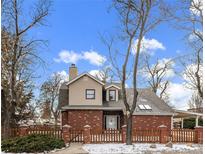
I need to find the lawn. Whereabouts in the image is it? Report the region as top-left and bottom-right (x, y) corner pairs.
(83, 143), (202, 154)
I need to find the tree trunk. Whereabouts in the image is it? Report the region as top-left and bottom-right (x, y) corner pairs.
(126, 115), (132, 145)
(54, 115), (58, 130)
(2, 112), (11, 139)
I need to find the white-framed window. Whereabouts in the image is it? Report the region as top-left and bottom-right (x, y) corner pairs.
(109, 90), (116, 101)
(86, 89), (95, 99)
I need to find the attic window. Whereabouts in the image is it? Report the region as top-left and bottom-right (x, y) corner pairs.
(138, 104), (152, 110)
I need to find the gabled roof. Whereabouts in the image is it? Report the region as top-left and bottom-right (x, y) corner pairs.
(66, 73), (105, 86)
(105, 82), (121, 88)
(60, 87), (174, 115)
(105, 84), (121, 90)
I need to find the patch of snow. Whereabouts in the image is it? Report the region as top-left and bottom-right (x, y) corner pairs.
(83, 143), (201, 154)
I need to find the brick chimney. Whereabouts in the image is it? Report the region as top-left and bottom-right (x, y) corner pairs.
(69, 64), (78, 81)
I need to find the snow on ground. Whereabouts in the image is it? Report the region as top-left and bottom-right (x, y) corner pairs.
(83, 143), (202, 154)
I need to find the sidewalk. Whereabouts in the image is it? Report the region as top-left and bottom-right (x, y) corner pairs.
(50, 143), (88, 154)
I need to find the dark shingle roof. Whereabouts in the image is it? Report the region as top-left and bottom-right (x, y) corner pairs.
(59, 73), (173, 115)
(102, 88), (173, 115)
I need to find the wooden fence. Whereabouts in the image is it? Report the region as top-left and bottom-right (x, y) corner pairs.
(6, 127), (20, 138)
(91, 129), (122, 143)
(170, 129), (195, 143)
(132, 129), (161, 143)
(3, 126), (202, 144)
(4, 125), (62, 139)
(27, 126), (62, 139)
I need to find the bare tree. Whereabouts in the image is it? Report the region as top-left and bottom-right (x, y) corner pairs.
(1, 0), (51, 139)
(142, 55), (174, 102)
(41, 101), (52, 121)
(40, 73), (65, 126)
(181, 53), (203, 98)
(188, 93), (203, 111)
(102, 0), (165, 145)
(91, 65), (114, 83)
(166, 0), (203, 100)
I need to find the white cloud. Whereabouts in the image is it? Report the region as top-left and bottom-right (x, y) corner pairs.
(132, 37), (165, 55)
(54, 50), (82, 64)
(89, 70), (103, 80)
(54, 50), (106, 66)
(56, 70), (69, 82)
(89, 69), (112, 82)
(57, 70), (67, 77)
(83, 50), (106, 66)
(168, 82), (193, 110)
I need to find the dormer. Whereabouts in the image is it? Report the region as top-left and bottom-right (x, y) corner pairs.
(105, 84), (121, 101)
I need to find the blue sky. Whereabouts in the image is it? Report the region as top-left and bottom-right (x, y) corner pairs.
(27, 0), (196, 109)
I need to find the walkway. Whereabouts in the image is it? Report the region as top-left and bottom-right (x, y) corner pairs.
(50, 143), (88, 154)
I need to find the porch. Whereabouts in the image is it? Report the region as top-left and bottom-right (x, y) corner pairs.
(173, 110), (203, 128)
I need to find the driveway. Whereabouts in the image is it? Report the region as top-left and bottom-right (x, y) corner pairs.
(49, 143), (88, 154)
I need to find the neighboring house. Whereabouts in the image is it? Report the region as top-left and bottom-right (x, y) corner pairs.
(59, 64), (174, 133)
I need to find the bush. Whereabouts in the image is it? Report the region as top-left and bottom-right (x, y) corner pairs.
(2, 134), (65, 153)
(183, 118), (203, 129)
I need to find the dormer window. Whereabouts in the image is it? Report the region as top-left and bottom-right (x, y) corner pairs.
(109, 90), (116, 101)
(105, 84), (120, 102)
(86, 89), (95, 99)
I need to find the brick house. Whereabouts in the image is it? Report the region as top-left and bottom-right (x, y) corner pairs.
(59, 64), (174, 133)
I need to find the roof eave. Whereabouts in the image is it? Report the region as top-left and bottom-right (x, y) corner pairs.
(66, 73), (105, 86)
(105, 84), (121, 90)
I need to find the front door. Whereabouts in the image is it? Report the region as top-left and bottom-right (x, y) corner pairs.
(106, 115), (118, 129)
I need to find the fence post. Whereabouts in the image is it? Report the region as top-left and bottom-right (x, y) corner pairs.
(159, 125), (168, 144)
(19, 124), (28, 137)
(122, 125), (127, 143)
(62, 124), (71, 143)
(195, 126), (203, 144)
(83, 125), (91, 144)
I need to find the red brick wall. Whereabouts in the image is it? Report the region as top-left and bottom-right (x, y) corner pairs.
(64, 110), (103, 133)
(62, 110), (171, 131)
(132, 115), (171, 130)
(61, 111), (68, 126)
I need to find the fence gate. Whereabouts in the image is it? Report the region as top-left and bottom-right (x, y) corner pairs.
(69, 129), (83, 143)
